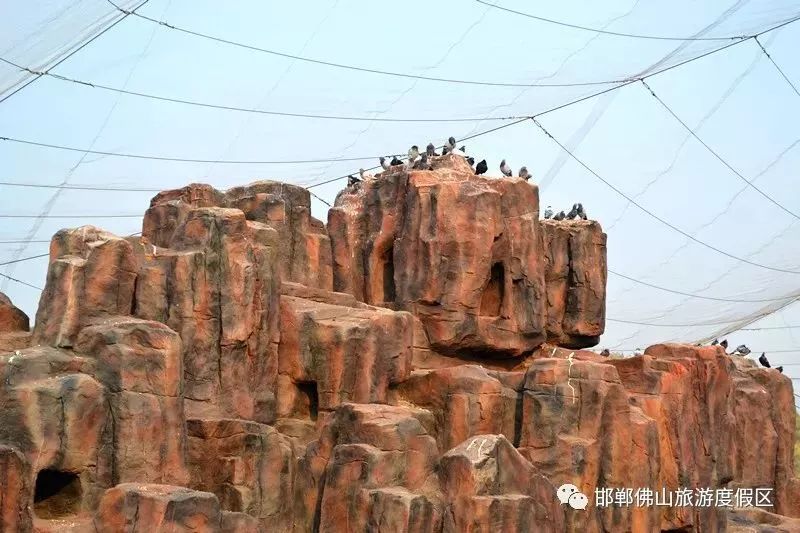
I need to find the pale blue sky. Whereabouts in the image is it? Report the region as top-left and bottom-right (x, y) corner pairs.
(2, 1), (800, 396)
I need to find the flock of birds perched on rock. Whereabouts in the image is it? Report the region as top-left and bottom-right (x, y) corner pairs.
(543, 203), (587, 221)
(345, 136), (534, 187)
(709, 338), (783, 372)
(599, 340), (783, 373)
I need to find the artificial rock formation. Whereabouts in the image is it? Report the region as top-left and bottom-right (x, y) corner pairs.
(0, 155), (798, 532)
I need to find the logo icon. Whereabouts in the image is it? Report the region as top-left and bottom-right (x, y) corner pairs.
(557, 483), (588, 510)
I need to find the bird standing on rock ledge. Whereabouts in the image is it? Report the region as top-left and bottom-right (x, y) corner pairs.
(544, 206), (553, 219)
(553, 210), (566, 221)
(600, 349), (610, 357)
(500, 159), (513, 177)
(380, 157), (390, 171)
(519, 166), (530, 180)
(408, 145), (419, 161)
(390, 156), (403, 167)
(758, 352), (770, 368)
(475, 159), (488, 175)
(426, 143), (437, 157)
(347, 174), (361, 187)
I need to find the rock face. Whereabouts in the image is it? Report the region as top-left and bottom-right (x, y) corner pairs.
(328, 156), (550, 357)
(0, 291), (30, 352)
(0, 162), (797, 532)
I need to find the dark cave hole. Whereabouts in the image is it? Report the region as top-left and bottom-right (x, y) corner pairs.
(34, 469), (81, 519)
(298, 381), (319, 421)
(480, 262), (505, 317)
(382, 246), (396, 303)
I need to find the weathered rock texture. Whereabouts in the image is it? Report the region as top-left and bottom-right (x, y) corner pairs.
(0, 290), (30, 352)
(0, 159), (797, 532)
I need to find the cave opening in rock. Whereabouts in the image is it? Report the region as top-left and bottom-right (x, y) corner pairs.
(33, 469), (81, 519)
(382, 246), (396, 303)
(480, 262), (505, 317)
(298, 381), (319, 421)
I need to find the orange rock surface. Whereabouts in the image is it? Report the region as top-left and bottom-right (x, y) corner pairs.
(0, 157), (797, 532)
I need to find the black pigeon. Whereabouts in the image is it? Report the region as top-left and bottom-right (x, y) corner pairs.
(442, 146), (450, 156)
(390, 156), (403, 166)
(776, 366), (783, 373)
(347, 175), (361, 187)
(459, 145), (466, 153)
(466, 156), (475, 167)
(475, 159), (488, 175)
(758, 352), (770, 368)
(600, 348), (610, 357)
(553, 210), (566, 221)
(426, 143), (437, 157)
(711, 339), (719, 346)
(720, 339), (728, 350)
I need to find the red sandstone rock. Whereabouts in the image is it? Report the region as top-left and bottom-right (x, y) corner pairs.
(328, 156), (550, 357)
(541, 220), (607, 348)
(398, 366), (519, 451)
(277, 294), (413, 417)
(134, 208), (281, 423)
(0, 444), (32, 532)
(2, 175), (799, 533)
(94, 483), (221, 532)
(33, 227), (137, 348)
(186, 419), (296, 531)
(75, 317), (188, 486)
(0, 292), (29, 333)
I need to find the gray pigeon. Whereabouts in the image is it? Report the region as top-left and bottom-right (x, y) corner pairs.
(380, 157), (390, 171)
(566, 204), (579, 220)
(446, 136), (456, 153)
(413, 153), (430, 170)
(544, 206), (553, 219)
(408, 145), (420, 160)
(519, 166), (530, 180)
(576, 203), (587, 220)
(426, 143), (437, 157)
(711, 339), (719, 346)
(459, 145), (466, 153)
(758, 352), (770, 368)
(553, 210), (566, 221)
(347, 175), (361, 187)
(499, 159), (512, 177)
(734, 344), (751, 356)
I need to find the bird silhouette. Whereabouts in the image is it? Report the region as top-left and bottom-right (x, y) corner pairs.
(720, 339), (728, 350)
(380, 157), (390, 171)
(475, 159), (488, 175)
(408, 145), (420, 160)
(544, 206), (553, 219)
(499, 159), (512, 177)
(446, 136), (456, 153)
(347, 175), (361, 187)
(711, 339), (719, 346)
(758, 352), (770, 368)
(519, 166), (530, 180)
(600, 349), (610, 357)
(553, 210), (566, 221)
(576, 203), (587, 220)
(390, 156), (403, 166)
(426, 143), (437, 157)
(466, 156), (475, 167)
(775, 365), (783, 373)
